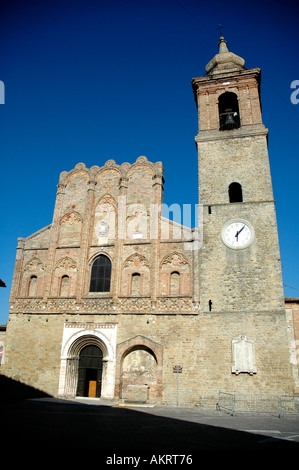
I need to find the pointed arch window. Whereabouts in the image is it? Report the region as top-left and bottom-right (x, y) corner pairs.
(170, 271), (180, 295)
(28, 275), (37, 297)
(60, 275), (70, 296)
(219, 92), (240, 130)
(89, 255), (111, 293)
(131, 272), (141, 295)
(229, 182), (243, 203)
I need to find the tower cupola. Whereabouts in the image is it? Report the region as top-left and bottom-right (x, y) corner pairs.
(205, 36), (245, 75)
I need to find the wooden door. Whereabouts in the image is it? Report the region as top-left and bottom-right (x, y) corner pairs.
(88, 380), (97, 398)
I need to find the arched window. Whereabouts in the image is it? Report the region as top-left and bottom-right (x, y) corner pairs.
(228, 182), (243, 203)
(219, 92), (240, 130)
(89, 255), (111, 292)
(28, 275), (37, 297)
(131, 272), (141, 295)
(170, 271), (180, 295)
(60, 275), (69, 296)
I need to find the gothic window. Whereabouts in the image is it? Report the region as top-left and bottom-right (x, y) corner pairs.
(219, 92), (240, 130)
(60, 275), (70, 296)
(170, 271), (180, 295)
(89, 255), (111, 293)
(58, 211), (82, 247)
(228, 182), (243, 203)
(28, 275), (37, 297)
(122, 253), (150, 296)
(160, 252), (190, 296)
(131, 273), (141, 295)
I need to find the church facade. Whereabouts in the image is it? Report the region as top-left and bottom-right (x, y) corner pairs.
(2, 38), (297, 406)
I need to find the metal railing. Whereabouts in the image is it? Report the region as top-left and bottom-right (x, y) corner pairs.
(280, 395), (299, 417)
(217, 392), (299, 417)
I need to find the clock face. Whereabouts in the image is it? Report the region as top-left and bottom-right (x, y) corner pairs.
(221, 219), (254, 249)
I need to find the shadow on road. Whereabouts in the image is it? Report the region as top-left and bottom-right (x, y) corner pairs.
(1, 374), (298, 459)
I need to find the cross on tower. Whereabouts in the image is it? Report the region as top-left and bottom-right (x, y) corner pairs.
(217, 24), (224, 36)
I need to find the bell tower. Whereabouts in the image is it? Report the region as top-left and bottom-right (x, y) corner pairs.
(190, 37), (295, 397)
(192, 36), (285, 315)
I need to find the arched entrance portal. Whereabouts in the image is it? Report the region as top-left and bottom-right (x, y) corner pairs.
(77, 345), (103, 398)
(59, 327), (117, 400)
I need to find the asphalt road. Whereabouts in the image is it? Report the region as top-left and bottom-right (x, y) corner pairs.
(1, 396), (299, 463)
(1, 375), (298, 463)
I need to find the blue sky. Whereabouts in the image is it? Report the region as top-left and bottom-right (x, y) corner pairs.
(0, 0), (298, 324)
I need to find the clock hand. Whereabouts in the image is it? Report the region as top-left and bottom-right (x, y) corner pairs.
(235, 225), (245, 242)
(238, 225), (245, 235)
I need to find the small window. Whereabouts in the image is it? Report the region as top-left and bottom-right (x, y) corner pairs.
(28, 275), (37, 297)
(131, 273), (141, 295)
(89, 255), (111, 293)
(229, 182), (243, 203)
(170, 271), (180, 295)
(60, 275), (69, 296)
(219, 92), (240, 130)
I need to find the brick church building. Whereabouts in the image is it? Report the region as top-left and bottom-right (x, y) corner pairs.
(2, 37), (298, 406)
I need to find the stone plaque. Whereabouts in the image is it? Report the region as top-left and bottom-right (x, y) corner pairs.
(232, 335), (257, 375)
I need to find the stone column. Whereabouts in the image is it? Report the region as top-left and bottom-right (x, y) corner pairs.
(43, 181), (66, 301)
(113, 176), (128, 302)
(151, 170), (164, 304)
(76, 178), (96, 301)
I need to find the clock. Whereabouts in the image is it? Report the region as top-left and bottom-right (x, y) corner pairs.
(221, 219), (254, 249)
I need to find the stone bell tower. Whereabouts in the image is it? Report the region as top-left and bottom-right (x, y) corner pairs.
(191, 36), (294, 394)
(192, 36), (285, 315)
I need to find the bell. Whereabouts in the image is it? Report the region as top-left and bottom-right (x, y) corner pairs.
(224, 112), (236, 127)
(220, 108), (239, 130)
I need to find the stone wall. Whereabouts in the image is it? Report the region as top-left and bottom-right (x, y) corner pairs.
(8, 157), (195, 309)
(2, 154), (296, 405)
(0, 325), (5, 366)
(3, 308), (294, 405)
(285, 298), (299, 393)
